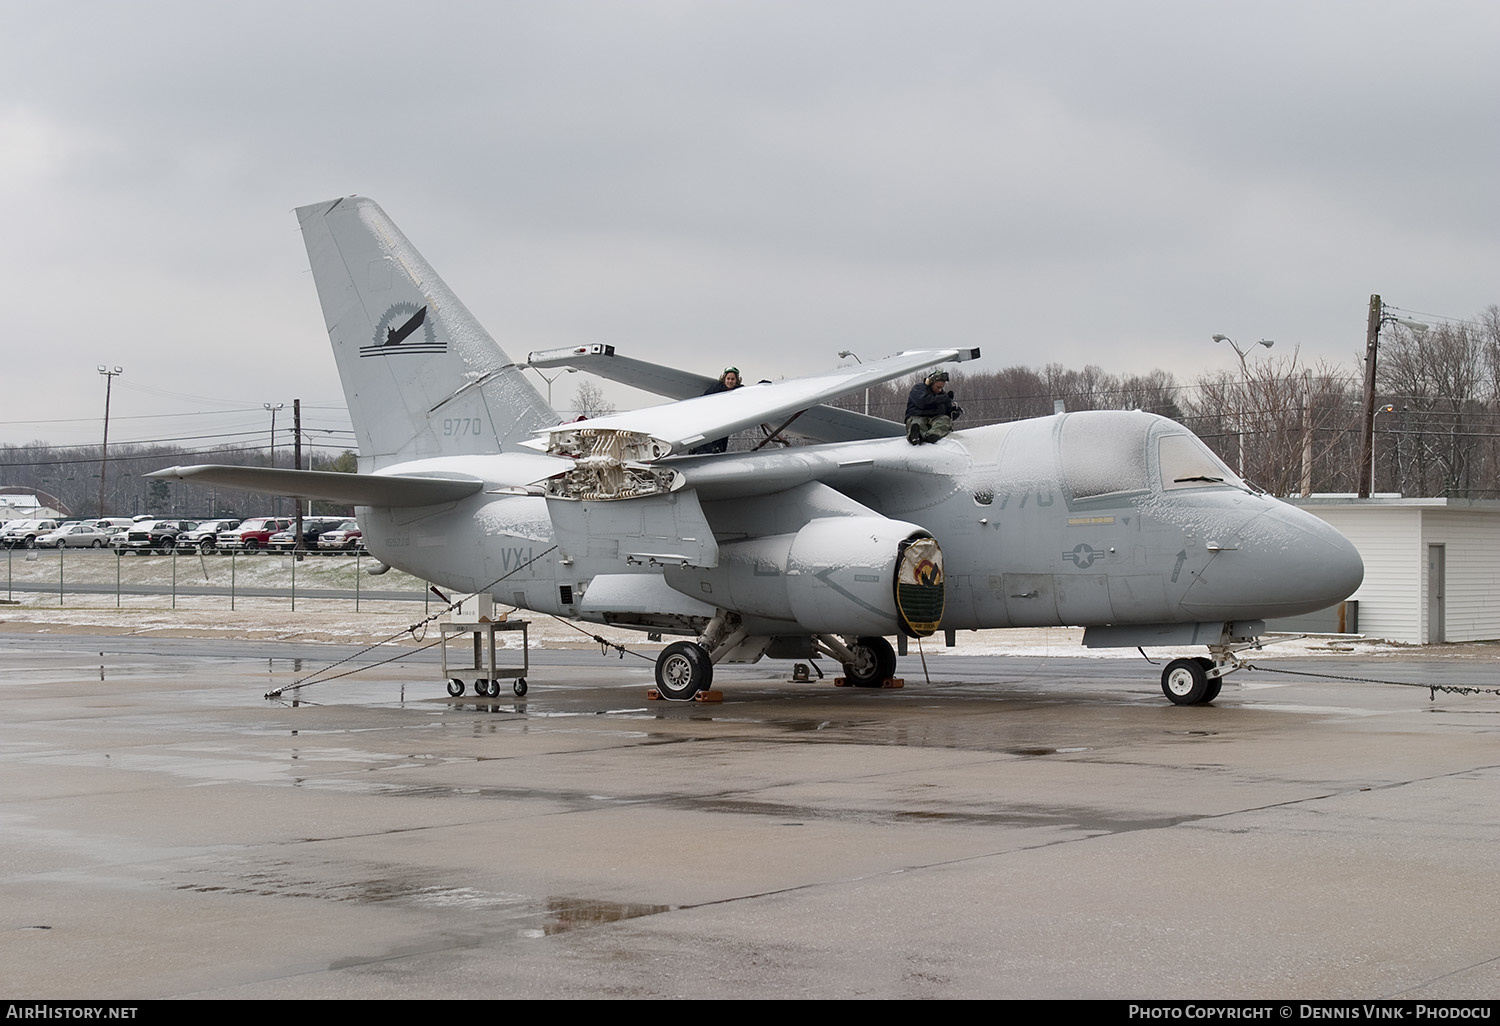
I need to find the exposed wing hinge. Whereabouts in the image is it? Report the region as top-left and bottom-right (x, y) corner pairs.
(543, 426), (678, 501)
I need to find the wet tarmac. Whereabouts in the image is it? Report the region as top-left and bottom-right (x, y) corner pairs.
(2, 632), (1498, 999)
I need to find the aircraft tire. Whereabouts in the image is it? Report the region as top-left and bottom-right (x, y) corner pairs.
(656, 642), (712, 700)
(447, 678), (464, 697)
(1197, 658), (1223, 703)
(844, 636), (897, 687)
(1161, 658), (1211, 705)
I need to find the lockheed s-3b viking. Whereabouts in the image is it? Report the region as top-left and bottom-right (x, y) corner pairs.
(151, 197), (1364, 704)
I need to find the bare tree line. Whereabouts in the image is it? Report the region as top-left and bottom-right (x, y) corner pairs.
(7, 306), (1500, 516)
(838, 304), (1500, 498)
(0, 440), (356, 519)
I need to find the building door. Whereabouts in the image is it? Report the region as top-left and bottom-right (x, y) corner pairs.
(1427, 544), (1446, 644)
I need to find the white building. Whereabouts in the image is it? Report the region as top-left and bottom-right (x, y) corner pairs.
(1293, 497), (1500, 644)
(0, 494), (65, 521)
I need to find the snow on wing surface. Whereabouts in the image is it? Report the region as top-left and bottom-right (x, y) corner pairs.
(528, 347), (907, 443)
(535, 348), (979, 454)
(146, 465), (488, 507)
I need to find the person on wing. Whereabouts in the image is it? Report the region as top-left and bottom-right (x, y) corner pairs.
(905, 370), (963, 444)
(692, 367), (743, 454)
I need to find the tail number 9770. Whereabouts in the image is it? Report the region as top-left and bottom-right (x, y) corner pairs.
(443, 418), (484, 437)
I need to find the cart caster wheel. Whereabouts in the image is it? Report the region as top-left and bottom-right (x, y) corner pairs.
(473, 678), (489, 697)
(446, 678), (464, 697)
(513, 678), (527, 697)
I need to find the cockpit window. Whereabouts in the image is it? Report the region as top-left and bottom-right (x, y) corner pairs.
(1158, 433), (1243, 491)
(1060, 413), (1151, 499)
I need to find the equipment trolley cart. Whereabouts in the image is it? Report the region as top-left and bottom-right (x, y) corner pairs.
(440, 620), (530, 697)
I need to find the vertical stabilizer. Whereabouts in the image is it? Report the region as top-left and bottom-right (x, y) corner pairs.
(295, 196), (555, 469)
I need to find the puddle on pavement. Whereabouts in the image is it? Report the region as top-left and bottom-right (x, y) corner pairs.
(175, 860), (671, 936)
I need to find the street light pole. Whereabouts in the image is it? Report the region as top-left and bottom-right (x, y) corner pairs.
(1371, 404), (1395, 492)
(530, 368), (577, 410)
(264, 402), (284, 515)
(838, 350), (869, 415)
(1211, 335), (1273, 478)
(263, 403), (285, 465)
(96, 365), (123, 516)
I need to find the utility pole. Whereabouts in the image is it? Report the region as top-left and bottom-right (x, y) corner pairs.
(1356, 295), (1382, 498)
(293, 399), (304, 555)
(96, 365), (123, 516)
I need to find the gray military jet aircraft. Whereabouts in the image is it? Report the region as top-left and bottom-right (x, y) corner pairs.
(152, 196), (1363, 704)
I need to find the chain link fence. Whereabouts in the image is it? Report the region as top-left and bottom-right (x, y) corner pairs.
(2, 546), (435, 614)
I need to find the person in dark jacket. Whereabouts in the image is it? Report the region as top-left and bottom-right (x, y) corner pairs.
(905, 370), (962, 444)
(692, 367), (743, 454)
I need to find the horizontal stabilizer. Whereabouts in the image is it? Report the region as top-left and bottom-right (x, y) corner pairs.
(148, 465), (484, 507)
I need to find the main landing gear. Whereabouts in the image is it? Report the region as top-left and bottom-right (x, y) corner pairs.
(650, 612), (905, 701)
(841, 636), (897, 688)
(654, 641), (714, 701)
(1160, 657), (1224, 705)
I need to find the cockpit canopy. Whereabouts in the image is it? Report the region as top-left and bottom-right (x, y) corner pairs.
(1057, 411), (1246, 501)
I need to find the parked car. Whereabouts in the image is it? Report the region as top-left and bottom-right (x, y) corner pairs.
(38, 523), (113, 548)
(217, 518), (292, 551)
(175, 519), (240, 553)
(266, 516), (346, 551)
(120, 519), (199, 555)
(1, 519), (60, 548)
(316, 520), (364, 551)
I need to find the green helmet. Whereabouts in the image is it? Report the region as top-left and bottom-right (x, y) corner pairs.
(926, 369), (950, 385)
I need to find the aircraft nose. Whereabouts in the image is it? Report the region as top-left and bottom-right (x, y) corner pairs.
(1180, 502), (1363, 619)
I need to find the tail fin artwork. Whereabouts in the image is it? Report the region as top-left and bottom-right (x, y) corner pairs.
(295, 197), (556, 470)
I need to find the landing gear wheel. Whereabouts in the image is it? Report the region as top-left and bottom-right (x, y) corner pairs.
(843, 636), (897, 687)
(513, 678), (527, 697)
(1161, 658), (1211, 705)
(655, 641), (713, 701)
(1197, 657), (1223, 703)
(446, 678), (464, 697)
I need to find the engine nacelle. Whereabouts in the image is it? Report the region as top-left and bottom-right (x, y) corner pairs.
(663, 516), (944, 637)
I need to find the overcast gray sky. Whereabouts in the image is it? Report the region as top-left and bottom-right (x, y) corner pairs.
(4, 0), (1497, 452)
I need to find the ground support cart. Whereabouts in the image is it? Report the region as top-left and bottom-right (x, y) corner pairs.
(440, 620), (530, 697)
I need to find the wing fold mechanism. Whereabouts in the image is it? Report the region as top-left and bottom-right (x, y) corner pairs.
(541, 426), (679, 501)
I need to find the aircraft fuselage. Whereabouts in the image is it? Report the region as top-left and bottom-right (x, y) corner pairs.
(358, 409), (1363, 641)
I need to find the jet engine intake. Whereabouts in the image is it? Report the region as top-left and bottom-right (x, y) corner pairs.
(663, 516), (944, 637)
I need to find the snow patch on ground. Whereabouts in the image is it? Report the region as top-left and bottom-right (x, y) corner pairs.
(0, 603), (1417, 659)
